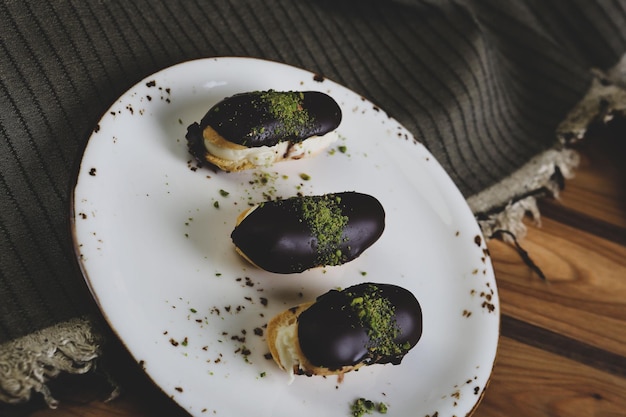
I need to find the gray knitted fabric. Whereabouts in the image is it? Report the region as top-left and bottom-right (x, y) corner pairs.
(1, 0), (625, 406)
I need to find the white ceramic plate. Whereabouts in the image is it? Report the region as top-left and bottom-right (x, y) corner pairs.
(72, 57), (499, 417)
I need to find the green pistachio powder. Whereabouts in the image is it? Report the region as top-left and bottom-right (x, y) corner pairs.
(348, 284), (410, 358)
(247, 94), (398, 417)
(251, 90), (313, 138)
(348, 286), (402, 417)
(297, 198), (408, 355)
(351, 398), (388, 417)
(298, 194), (349, 266)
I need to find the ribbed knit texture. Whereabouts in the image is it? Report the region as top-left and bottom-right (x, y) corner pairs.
(1, 0), (625, 342)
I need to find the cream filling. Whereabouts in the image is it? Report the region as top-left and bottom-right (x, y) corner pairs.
(204, 132), (338, 167)
(274, 322), (300, 384)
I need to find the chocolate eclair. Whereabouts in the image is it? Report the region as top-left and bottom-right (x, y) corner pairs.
(186, 90), (342, 171)
(266, 283), (423, 379)
(231, 192), (385, 274)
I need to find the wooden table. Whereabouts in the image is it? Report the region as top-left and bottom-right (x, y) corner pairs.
(3, 131), (625, 417)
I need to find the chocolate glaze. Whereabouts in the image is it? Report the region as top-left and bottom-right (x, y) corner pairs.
(185, 121), (207, 165)
(298, 283), (423, 369)
(186, 91), (341, 154)
(231, 192), (385, 274)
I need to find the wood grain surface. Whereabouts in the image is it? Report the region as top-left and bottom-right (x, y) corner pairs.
(2, 133), (625, 417)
